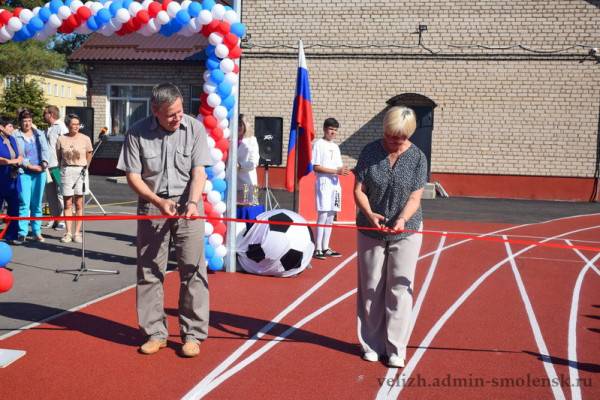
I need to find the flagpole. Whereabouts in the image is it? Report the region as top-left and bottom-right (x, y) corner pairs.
(292, 39), (302, 212)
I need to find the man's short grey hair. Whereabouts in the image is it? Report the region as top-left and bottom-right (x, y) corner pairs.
(151, 83), (183, 107)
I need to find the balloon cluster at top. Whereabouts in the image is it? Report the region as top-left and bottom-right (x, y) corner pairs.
(0, 0), (246, 271)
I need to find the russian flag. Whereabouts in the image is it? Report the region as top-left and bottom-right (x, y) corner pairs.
(285, 40), (315, 192)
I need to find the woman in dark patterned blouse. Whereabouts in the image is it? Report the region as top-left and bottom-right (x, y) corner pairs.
(353, 106), (427, 368)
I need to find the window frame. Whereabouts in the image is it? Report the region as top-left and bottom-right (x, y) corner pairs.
(106, 84), (153, 135)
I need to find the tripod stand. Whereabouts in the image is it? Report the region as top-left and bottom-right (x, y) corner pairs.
(263, 162), (280, 211)
(83, 137), (108, 215)
(56, 166), (119, 281)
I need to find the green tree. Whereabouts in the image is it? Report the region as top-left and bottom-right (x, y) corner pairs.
(0, 40), (65, 78)
(0, 77), (47, 128)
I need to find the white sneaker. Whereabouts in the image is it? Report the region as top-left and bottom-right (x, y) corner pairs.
(387, 355), (405, 368)
(362, 351), (379, 362)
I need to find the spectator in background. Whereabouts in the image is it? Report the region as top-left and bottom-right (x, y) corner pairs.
(0, 117), (22, 244)
(236, 114), (262, 219)
(13, 109), (50, 243)
(99, 126), (109, 139)
(56, 114), (92, 244)
(43, 105), (67, 231)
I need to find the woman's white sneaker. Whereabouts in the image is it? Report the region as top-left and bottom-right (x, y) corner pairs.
(387, 355), (405, 368)
(362, 351), (379, 362)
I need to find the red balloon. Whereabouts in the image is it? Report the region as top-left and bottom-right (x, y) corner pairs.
(59, 23), (75, 34)
(216, 21), (230, 36)
(67, 14), (81, 28)
(211, 127), (223, 141)
(221, 150), (228, 162)
(148, 2), (162, 18)
(213, 222), (227, 237)
(77, 6), (92, 20)
(12, 7), (22, 17)
(127, 18), (141, 31)
(233, 64), (239, 74)
(208, 210), (221, 225)
(162, 0), (172, 11)
(228, 46), (242, 59)
(203, 115), (217, 129)
(223, 33), (238, 48)
(0, 268), (13, 293)
(136, 10), (150, 24)
(216, 138), (230, 152)
(203, 201), (213, 215)
(199, 104), (214, 117)
(0, 11), (12, 25)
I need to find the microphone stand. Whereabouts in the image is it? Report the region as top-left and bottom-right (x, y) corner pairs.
(55, 165), (119, 282)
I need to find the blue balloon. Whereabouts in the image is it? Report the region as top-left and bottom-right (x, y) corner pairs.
(188, 2), (202, 17)
(225, 6), (232, 11)
(210, 69), (225, 84)
(175, 10), (190, 25)
(109, 1), (123, 17)
(205, 45), (216, 58)
(28, 17), (45, 32)
(159, 23), (174, 37)
(231, 22), (246, 38)
(212, 179), (227, 193)
(205, 57), (220, 71)
(169, 19), (183, 33)
(96, 8), (111, 24)
(202, 0), (216, 11)
(227, 108), (234, 119)
(122, 0), (133, 8)
(64, 0), (73, 6)
(49, 0), (63, 14)
(204, 244), (214, 260)
(205, 167), (214, 179)
(86, 16), (99, 31)
(0, 242), (13, 267)
(217, 81), (232, 98)
(208, 256), (224, 271)
(38, 7), (51, 23)
(221, 95), (235, 110)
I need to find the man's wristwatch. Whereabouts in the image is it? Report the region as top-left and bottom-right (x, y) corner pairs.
(186, 200), (199, 208)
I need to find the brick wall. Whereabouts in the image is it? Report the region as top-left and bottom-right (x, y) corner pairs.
(239, 0), (600, 178)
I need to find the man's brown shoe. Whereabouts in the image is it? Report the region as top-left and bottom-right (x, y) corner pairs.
(181, 341), (200, 357)
(139, 339), (167, 355)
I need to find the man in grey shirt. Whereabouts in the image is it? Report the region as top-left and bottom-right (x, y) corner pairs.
(43, 105), (67, 230)
(117, 83), (212, 358)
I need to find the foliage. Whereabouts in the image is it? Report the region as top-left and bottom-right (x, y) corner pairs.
(0, 77), (47, 128)
(0, 40), (65, 78)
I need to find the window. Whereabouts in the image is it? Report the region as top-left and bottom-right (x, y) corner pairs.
(108, 85), (153, 135)
(67, 87), (71, 97)
(53, 84), (58, 96)
(190, 85), (203, 116)
(47, 83), (51, 95)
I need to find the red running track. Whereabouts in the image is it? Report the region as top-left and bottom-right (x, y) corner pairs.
(1, 214), (599, 399)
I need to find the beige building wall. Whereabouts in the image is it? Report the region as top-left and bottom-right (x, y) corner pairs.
(239, 0), (600, 178)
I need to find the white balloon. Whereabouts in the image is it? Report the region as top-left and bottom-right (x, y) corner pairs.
(206, 136), (216, 149)
(6, 17), (23, 33)
(166, 1), (181, 18)
(188, 17), (201, 32)
(129, 2), (142, 15)
(215, 44), (229, 58)
(34, 30), (48, 41)
(32, 7), (41, 16)
(99, 24), (114, 36)
(210, 147), (223, 163)
(223, 10), (239, 24)
(181, 0), (192, 10)
(198, 9), (212, 25)
(222, 127), (231, 138)
(18, 9), (34, 24)
(70, 1), (84, 12)
(203, 179), (213, 193)
(203, 81), (217, 94)
(211, 4), (226, 20)
(220, 58), (235, 74)
(224, 72), (239, 85)
(178, 25), (194, 36)
(212, 161), (225, 174)
(141, 0), (153, 9)
(204, 222), (214, 236)
(47, 14), (62, 29)
(230, 86), (238, 96)
(90, 2), (103, 14)
(213, 106), (228, 120)
(215, 171), (226, 180)
(0, 27), (13, 41)
(207, 190), (222, 205)
(208, 32), (223, 46)
(207, 93), (221, 108)
(57, 5), (72, 20)
(75, 24), (92, 34)
(108, 19), (122, 30)
(116, 8), (130, 23)
(138, 25), (152, 36)
(213, 201), (226, 214)
(214, 244), (227, 258)
(208, 233), (223, 247)
(156, 10), (170, 25)
(203, 70), (211, 81)
(218, 119), (229, 129)
(147, 18), (159, 33)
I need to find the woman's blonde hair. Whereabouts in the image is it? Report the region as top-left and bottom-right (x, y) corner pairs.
(383, 106), (417, 138)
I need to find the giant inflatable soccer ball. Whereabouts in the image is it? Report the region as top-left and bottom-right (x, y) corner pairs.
(236, 209), (315, 277)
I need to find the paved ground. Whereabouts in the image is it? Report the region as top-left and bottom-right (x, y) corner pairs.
(0, 175), (598, 336)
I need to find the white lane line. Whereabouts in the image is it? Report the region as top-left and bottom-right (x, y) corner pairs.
(182, 253), (358, 399)
(187, 289), (357, 399)
(565, 240), (600, 400)
(504, 237), (565, 400)
(383, 225), (600, 400)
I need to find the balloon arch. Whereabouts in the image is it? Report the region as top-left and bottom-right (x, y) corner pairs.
(0, 0), (246, 271)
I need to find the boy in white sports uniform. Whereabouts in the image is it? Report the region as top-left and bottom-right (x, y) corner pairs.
(311, 118), (349, 260)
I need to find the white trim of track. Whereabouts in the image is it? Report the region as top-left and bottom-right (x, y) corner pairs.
(504, 237), (565, 400)
(379, 224), (600, 400)
(565, 240), (600, 400)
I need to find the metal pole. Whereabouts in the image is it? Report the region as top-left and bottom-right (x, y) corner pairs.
(224, 0), (242, 272)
